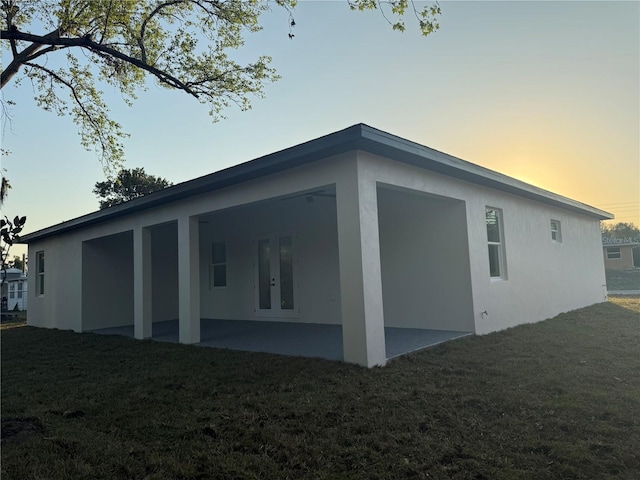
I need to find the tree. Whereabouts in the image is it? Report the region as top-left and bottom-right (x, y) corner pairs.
(1, 214), (27, 288)
(0, 165), (26, 287)
(8, 254), (24, 271)
(601, 222), (640, 241)
(1, 0), (441, 171)
(93, 167), (172, 209)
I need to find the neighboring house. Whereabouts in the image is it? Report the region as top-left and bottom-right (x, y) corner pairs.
(602, 236), (640, 270)
(1, 267), (28, 312)
(20, 124), (612, 367)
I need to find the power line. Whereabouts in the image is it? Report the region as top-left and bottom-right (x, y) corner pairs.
(608, 207), (640, 212)
(595, 201), (639, 207)
(604, 217), (640, 223)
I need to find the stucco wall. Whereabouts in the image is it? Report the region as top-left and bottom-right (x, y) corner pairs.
(27, 148), (607, 343)
(470, 198), (606, 333)
(26, 155), (352, 332)
(377, 186), (474, 332)
(358, 151), (607, 334)
(82, 231), (134, 330)
(27, 235), (83, 331)
(150, 222), (179, 321)
(198, 195), (341, 324)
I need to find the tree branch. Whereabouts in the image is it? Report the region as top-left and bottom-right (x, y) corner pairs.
(139, 0), (183, 64)
(1, 28), (60, 88)
(24, 62), (109, 154)
(1, 29), (198, 97)
(3, 0), (18, 56)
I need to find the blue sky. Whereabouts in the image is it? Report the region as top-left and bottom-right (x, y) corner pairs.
(2, 1), (639, 259)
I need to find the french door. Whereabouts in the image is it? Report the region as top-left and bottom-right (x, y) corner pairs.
(255, 234), (298, 318)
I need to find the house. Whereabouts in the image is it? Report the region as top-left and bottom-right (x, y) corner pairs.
(1, 267), (28, 312)
(602, 236), (640, 270)
(20, 124), (612, 367)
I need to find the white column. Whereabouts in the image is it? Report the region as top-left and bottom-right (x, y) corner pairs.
(178, 215), (200, 344)
(336, 157), (386, 367)
(133, 226), (152, 339)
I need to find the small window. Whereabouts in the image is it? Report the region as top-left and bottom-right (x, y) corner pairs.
(17, 280), (23, 299)
(36, 251), (45, 296)
(211, 241), (227, 287)
(606, 247), (621, 260)
(486, 208), (507, 279)
(550, 220), (562, 242)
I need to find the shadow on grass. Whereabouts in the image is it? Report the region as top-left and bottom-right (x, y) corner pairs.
(2, 299), (639, 480)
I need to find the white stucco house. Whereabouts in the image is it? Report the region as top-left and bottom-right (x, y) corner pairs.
(1, 267), (28, 312)
(21, 124), (612, 367)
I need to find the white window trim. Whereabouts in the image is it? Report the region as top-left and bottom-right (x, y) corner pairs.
(36, 251), (45, 296)
(210, 241), (227, 288)
(606, 247), (621, 260)
(550, 219), (562, 243)
(486, 207), (507, 280)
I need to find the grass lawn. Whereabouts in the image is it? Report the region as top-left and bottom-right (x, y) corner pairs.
(606, 269), (640, 291)
(2, 299), (639, 479)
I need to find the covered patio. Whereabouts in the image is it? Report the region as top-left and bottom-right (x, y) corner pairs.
(79, 172), (476, 367)
(90, 319), (472, 361)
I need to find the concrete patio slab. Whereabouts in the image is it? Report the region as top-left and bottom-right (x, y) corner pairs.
(90, 319), (472, 361)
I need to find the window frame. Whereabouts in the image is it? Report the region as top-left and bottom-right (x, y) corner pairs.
(550, 219), (562, 242)
(486, 207), (507, 280)
(36, 251), (45, 296)
(606, 247), (621, 260)
(210, 241), (227, 288)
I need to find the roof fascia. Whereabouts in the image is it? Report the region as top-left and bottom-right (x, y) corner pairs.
(20, 123), (612, 243)
(19, 125), (364, 243)
(357, 125), (612, 220)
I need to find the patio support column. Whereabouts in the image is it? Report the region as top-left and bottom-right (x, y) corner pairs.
(336, 157), (386, 367)
(178, 215), (200, 344)
(133, 226), (152, 339)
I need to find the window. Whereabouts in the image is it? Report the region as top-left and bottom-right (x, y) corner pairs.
(486, 207), (507, 279)
(550, 220), (562, 242)
(17, 280), (23, 299)
(606, 247), (621, 260)
(9, 284), (15, 299)
(211, 241), (227, 287)
(36, 251), (45, 296)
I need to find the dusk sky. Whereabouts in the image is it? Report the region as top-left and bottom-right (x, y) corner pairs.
(2, 1), (639, 259)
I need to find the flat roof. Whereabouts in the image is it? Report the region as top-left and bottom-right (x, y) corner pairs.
(20, 123), (613, 243)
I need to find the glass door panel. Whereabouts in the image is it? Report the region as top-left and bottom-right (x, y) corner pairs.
(279, 235), (294, 310)
(255, 234), (297, 318)
(258, 239), (271, 310)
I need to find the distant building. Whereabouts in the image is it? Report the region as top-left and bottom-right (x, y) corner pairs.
(602, 236), (640, 270)
(1, 268), (28, 311)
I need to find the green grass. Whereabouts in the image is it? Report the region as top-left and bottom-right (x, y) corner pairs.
(2, 298), (639, 479)
(606, 269), (640, 291)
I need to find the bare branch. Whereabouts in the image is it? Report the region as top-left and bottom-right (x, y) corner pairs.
(99, 0), (114, 44)
(139, 0), (183, 64)
(24, 61), (109, 155)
